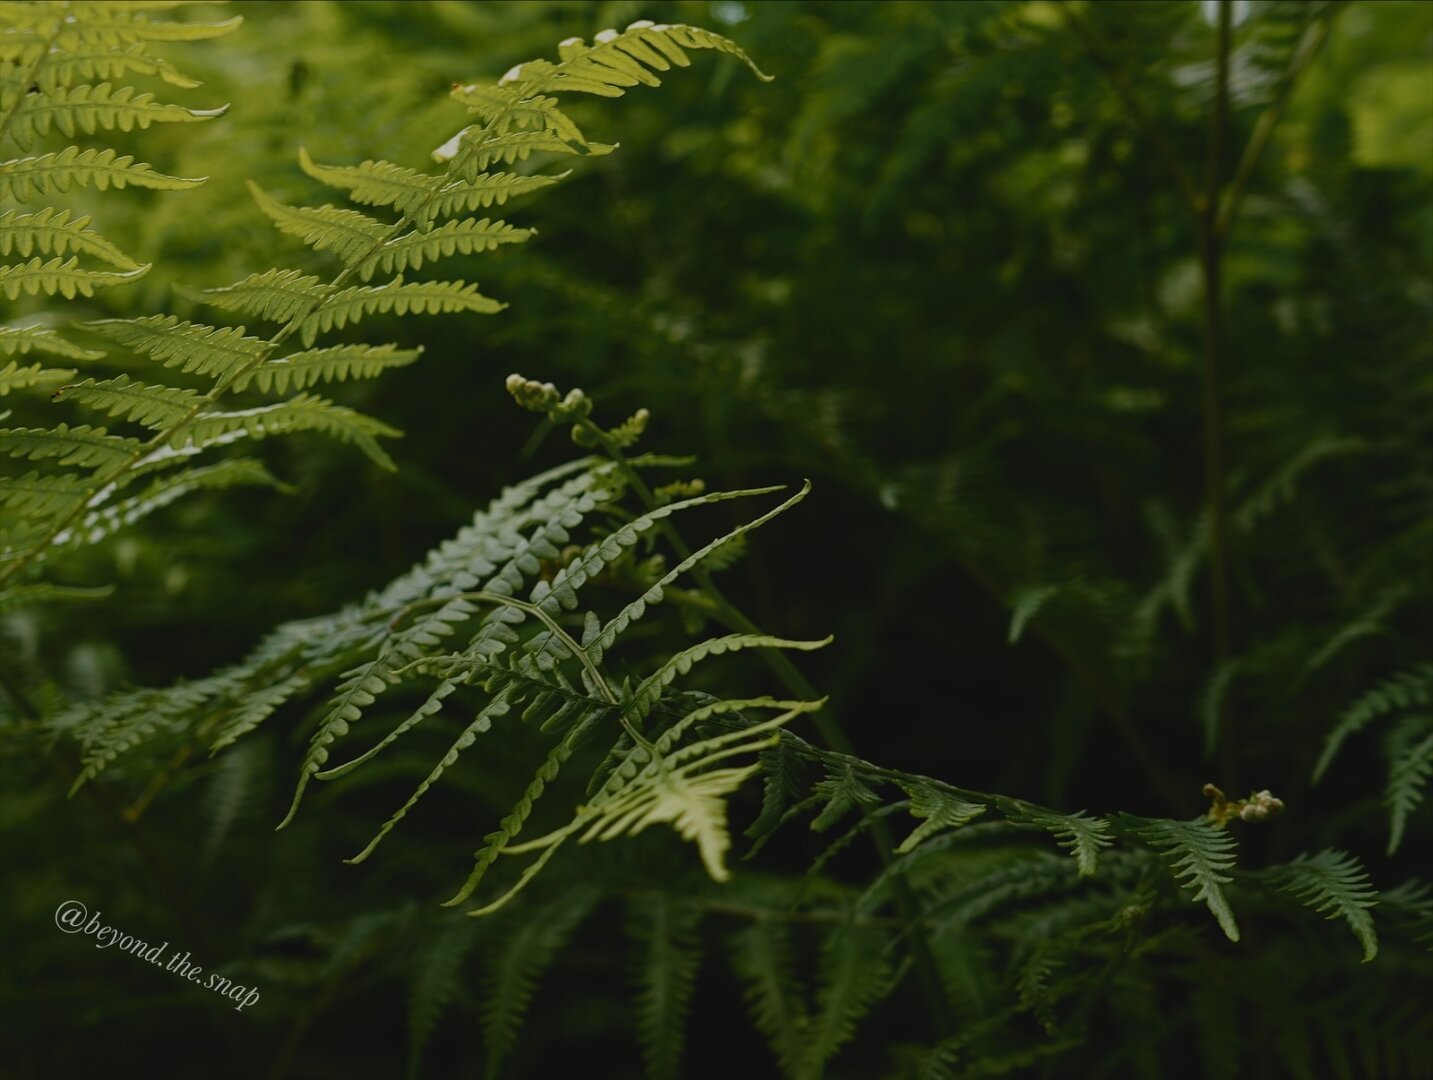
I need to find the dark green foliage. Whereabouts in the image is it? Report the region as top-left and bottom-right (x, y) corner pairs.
(2, 2), (1429, 1078)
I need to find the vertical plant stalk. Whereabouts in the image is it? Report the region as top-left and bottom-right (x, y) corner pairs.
(1202, 0), (1236, 786)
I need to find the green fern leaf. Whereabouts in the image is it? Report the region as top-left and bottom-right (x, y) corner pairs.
(1258, 849), (1379, 962)
(481, 889), (599, 1075)
(0, 358), (76, 395)
(0, 423), (138, 469)
(6, 82), (226, 152)
(804, 924), (890, 1078)
(895, 781), (986, 853)
(0, 255), (148, 299)
(0, 324), (103, 361)
(425, 169), (570, 221)
(0, 471), (87, 517)
(233, 342), (421, 394)
(1315, 663), (1433, 782)
(297, 148), (443, 217)
(1130, 816), (1240, 941)
(1385, 715), (1433, 855)
(507, 21), (772, 99)
(360, 217), (533, 279)
(629, 894), (703, 1080)
(87, 315), (267, 379)
(1008, 807), (1113, 876)
(0, 208), (140, 268)
(53, 374), (198, 428)
(71, 458), (285, 551)
(0, 147), (207, 200)
(247, 181), (388, 266)
(406, 916), (480, 1080)
(810, 765), (881, 832)
(186, 267), (330, 324)
(297, 276), (504, 346)
(731, 920), (808, 1079)
(180, 395), (400, 470)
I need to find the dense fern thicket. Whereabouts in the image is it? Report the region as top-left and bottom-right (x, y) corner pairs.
(2, 2), (1430, 1078)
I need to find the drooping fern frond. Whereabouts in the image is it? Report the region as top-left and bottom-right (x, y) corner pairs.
(628, 893), (704, 1080)
(1123, 816), (1240, 942)
(1383, 713), (1433, 855)
(1251, 849), (1379, 962)
(1313, 662), (1433, 782)
(480, 888), (600, 1076)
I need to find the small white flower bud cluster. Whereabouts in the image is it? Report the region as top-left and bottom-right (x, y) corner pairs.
(1238, 789), (1284, 822)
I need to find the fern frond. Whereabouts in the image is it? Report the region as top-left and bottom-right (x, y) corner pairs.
(0, 208), (140, 268)
(1008, 807), (1113, 877)
(30, 41), (201, 91)
(895, 781), (986, 854)
(232, 342), (422, 394)
(424, 170), (570, 221)
(0, 255), (148, 299)
(731, 919), (808, 1079)
(297, 148), (443, 217)
(804, 924), (891, 1078)
(0, 358), (75, 395)
(480, 889), (599, 1076)
(247, 181), (388, 266)
(628, 893), (703, 1080)
(297, 276), (504, 346)
(359, 217), (533, 280)
(1128, 816), (1240, 941)
(0, 324), (103, 361)
(0, 147), (206, 200)
(49, 9), (244, 50)
(53, 374), (198, 429)
(406, 916), (480, 1080)
(1256, 849), (1379, 962)
(6, 82), (226, 152)
(186, 268), (330, 324)
(1314, 663), (1433, 781)
(180, 395), (400, 470)
(0, 423), (139, 469)
(435, 128), (615, 182)
(67, 457), (284, 550)
(87, 315), (267, 380)
(810, 765), (881, 832)
(298, 147), (569, 221)
(504, 21), (773, 100)
(0, 470), (87, 517)
(1384, 714), (1433, 855)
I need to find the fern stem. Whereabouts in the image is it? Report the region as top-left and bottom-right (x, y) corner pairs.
(1202, 0), (1236, 786)
(1217, 7), (1340, 237)
(387, 589), (653, 747)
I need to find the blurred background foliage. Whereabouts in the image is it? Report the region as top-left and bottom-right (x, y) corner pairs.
(3, 1), (1430, 1077)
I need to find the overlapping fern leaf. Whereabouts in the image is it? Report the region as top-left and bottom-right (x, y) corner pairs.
(1, 0), (237, 581)
(0, 17), (770, 599)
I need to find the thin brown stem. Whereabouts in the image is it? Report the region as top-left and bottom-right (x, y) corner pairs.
(1218, 10), (1339, 237)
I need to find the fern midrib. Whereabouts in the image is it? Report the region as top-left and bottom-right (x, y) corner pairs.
(0, 3), (69, 147)
(0, 102), (527, 587)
